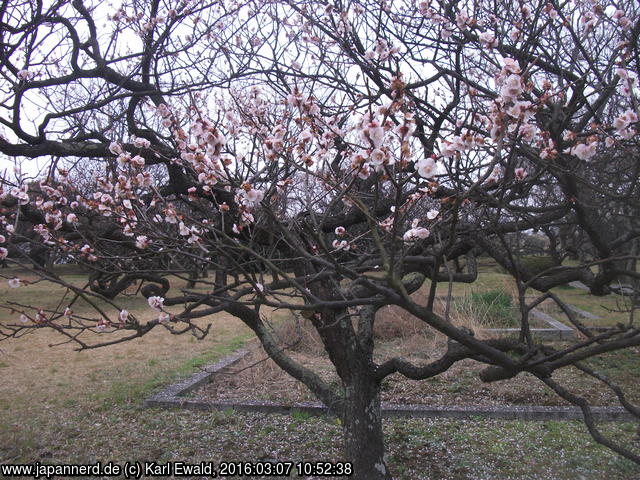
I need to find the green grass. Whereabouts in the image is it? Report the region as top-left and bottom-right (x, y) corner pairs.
(454, 289), (519, 327)
(1, 264), (639, 478)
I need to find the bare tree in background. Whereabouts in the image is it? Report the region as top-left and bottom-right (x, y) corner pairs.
(1, 1), (640, 477)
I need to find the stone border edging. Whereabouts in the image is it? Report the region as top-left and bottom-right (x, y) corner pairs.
(144, 347), (634, 422)
(144, 348), (249, 404)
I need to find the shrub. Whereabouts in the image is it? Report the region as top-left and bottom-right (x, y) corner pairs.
(519, 256), (558, 277)
(457, 290), (519, 327)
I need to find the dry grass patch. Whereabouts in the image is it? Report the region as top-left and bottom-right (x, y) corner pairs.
(0, 270), (254, 464)
(193, 308), (640, 409)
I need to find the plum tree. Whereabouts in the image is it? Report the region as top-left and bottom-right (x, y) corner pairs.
(1, 1), (639, 477)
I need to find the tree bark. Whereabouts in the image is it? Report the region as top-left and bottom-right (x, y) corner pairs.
(343, 372), (391, 480)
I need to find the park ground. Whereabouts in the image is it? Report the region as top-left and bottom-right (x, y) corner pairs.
(0, 263), (639, 479)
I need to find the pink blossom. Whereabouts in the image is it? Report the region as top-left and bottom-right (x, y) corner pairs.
(426, 209), (439, 220)
(455, 10), (470, 29)
(13, 189), (29, 205)
(479, 32), (497, 49)
(613, 110), (638, 132)
(618, 128), (637, 140)
(417, 157), (436, 178)
(616, 68), (630, 80)
(148, 296), (164, 312)
(157, 103), (171, 118)
(507, 101), (534, 119)
(509, 28), (522, 43)
(109, 142), (123, 155)
(518, 123), (537, 142)
(515, 168), (527, 181)
(369, 148), (387, 166)
(287, 92), (302, 107)
(360, 115), (384, 148)
(131, 155), (145, 167)
(356, 164), (371, 179)
(179, 222), (190, 236)
(403, 227), (430, 244)
(439, 141), (457, 158)
(299, 129), (313, 143)
(619, 16), (631, 30)
(19, 314), (28, 323)
(135, 235), (150, 249)
(119, 310), (129, 322)
(117, 153), (130, 166)
(569, 140), (597, 161)
(164, 205), (178, 224)
(0, 247), (7, 259)
(500, 74), (523, 103)
(17, 69), (32, 81)
(332, 239), (350, 251)
(243, 188), (264, 204)
(133, 137), (151, 149)
(335, 226), (346, 236)
(158, 312), (170, 323)
(487, 165), (503, 183)
(8, 278), (21, 288)
(96, 319), (108, 332)
(502, 58), (521, 75)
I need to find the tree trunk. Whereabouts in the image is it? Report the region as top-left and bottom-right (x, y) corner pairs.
(215, 268), (227, 288)
(343, 373), (391, 480)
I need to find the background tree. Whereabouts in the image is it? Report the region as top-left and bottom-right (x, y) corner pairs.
(1, 1), (639, 478)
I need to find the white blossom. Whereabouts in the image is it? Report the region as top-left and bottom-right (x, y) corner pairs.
(148, 296), (164, 311)
(426, 209), (439, 220)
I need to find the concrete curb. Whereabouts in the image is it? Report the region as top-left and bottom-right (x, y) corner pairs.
(485, 308), (577, 340)
(145, 397), (634, 422)
(144, 348), (249, 406)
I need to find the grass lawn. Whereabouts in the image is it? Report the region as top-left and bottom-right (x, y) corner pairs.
(0, 265), (639, 479)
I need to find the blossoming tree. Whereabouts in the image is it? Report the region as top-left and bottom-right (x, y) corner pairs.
(1, 0), (639, 477)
